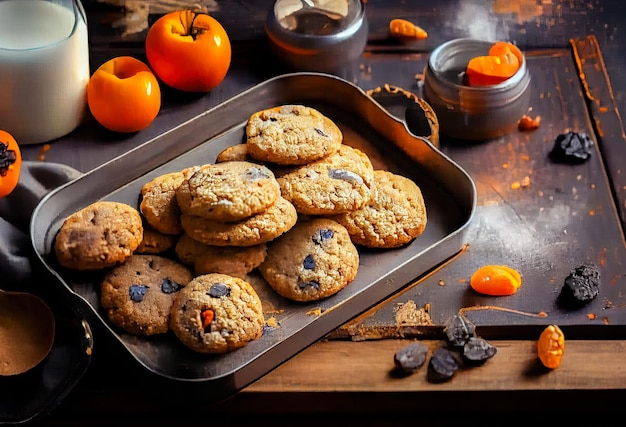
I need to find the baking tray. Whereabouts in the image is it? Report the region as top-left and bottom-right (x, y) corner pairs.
(30, 73), (476, 401)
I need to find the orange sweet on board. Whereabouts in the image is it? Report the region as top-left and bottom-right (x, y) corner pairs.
(537, 324), (564, 369)
(466, 41), (522, 87)
(145, 10), (231, 93)
(87, 56), (161, 133)
(469, 265), (522, 296)
(0, 129), (21, 198)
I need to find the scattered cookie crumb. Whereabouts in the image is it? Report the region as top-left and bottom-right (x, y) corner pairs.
(394, 300), (433, 326)
(306, 307), (323, 316)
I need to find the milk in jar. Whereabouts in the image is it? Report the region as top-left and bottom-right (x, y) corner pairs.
(0, 0), (90, 145)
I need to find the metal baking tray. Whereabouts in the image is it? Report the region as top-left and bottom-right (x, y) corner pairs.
(30, 73), (476, 401)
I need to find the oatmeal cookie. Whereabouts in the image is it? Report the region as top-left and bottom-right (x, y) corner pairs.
(180, 196), (297, 247)
(245, 104), (343, 165)
(176, 161), (281, 222)
(175, 233), (267, 278)
(258, 218), (359, 302)
(54, 201), (143, 270)
(277, 144), (375, 215)
(170, 273), (265, 353)
(329, 170), (427, 248)
(139, 171), (187, 235)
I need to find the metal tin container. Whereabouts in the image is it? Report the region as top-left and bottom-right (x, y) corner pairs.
(265, 0), (368, 72)
(423, 38), (532, 140)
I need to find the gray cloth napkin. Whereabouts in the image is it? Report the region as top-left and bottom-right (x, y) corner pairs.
(0, 161), (82, 288)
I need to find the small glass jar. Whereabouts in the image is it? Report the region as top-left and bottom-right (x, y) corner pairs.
(423, 38), (531, 141)
(265, 0), (368, 73)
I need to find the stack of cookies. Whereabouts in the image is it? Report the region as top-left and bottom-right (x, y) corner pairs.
(52, 104), (428, 354)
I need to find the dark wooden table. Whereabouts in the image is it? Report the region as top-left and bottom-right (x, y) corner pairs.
(15, 1), (626, 425)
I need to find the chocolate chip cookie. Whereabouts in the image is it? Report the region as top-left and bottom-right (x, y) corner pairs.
(329, 170), (427, 248)
(175, 233), (267, 278)
(169, 273), (265, 353)
(54, 201), (143, 270)
(180, 196), (298, 247)
(176, 161), (281, 222)
(100, 254), (193, 335)
(276, 144), (375, 215)
(246, 104), (343, 165)
(258, 218), (359, 302)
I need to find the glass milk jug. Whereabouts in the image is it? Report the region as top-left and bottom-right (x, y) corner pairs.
(0, 0), (90, 145)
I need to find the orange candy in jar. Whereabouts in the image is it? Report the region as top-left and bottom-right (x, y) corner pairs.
(466, 41), (524, 86)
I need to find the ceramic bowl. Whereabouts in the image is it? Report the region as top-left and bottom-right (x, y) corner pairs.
(423, 38), (532, 141)
(265, 0), (368, 73)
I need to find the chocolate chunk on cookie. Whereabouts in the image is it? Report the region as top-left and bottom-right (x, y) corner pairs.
(277, 144), (375, 215)
(176, 161), (281, 222)
(170, 273), (265, 353)
(258, 218), (359, 302)
(330, 170), (427, 248)
(246, 104), (343, 165)
(54, 201), (143, 270)
(100, 254), (192, 335)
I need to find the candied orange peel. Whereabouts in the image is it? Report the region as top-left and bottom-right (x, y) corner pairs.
(466, 41), (523, 86)
(469, 265), (522, 296)
(537, 324), (564, 369)
(389, 19), (428, 41)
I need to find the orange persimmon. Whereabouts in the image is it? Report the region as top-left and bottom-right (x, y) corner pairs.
(469, 265), (522, 296)
(0, 129), (21, 198)
(87, 56), (161, 133)
(145, 10), (231, 92)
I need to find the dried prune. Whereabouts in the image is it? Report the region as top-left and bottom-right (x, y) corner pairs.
(462, 336), (497, 365)
(549, 131), (594, 163)
(208, 283), (230, 298)
(427, 347), (459, 383)
(393, 342), (429, 374)
(129, 284), (149, 302)
(559, 264), (600, 306)
(443, 314), (476, 347)
(303, 254), (315, 270)
(161, 277), (181, 294)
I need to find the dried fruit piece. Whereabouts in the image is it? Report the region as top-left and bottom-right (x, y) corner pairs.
(201, 309), (215, 330)
(518, 114), (541, 131)
(470, 265), (522, 296)
(537, 324), (564, 369)
(443, 314), (476, 347)
(560, 264), (600, 306)
(549, 131), (594, 163)
(462, 336), (497, 365)
(489, 41), (523, 67)
(393, 342), (429, 374)
(427, 347), (459, 383)
(389, 19), (428, 41)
